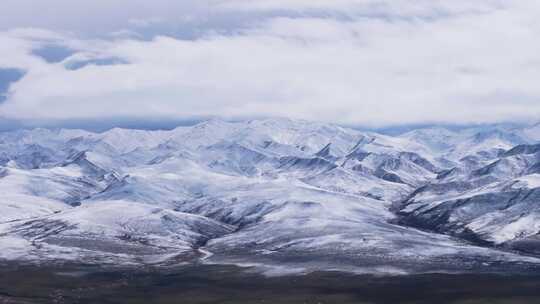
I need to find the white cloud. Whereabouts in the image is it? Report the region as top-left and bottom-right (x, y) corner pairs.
(1, 1), (540, 126)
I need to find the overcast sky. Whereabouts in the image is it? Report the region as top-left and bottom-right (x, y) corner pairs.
(0, 0), (539, 129)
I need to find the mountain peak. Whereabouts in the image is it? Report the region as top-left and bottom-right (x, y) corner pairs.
(195, 117), (230, 127)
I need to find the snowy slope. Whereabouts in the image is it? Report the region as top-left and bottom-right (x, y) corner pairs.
(398, 142), (540, 254)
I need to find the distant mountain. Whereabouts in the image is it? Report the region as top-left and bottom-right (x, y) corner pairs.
(1, 118), (540, 275)
(521, 122), (540, 142)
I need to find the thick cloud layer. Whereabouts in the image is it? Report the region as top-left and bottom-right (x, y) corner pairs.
(0, 0), (539, 127)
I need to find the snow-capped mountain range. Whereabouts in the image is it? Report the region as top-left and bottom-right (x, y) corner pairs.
(1, 118), (540, 275)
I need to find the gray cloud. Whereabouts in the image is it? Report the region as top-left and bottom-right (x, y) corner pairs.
(0, 0), (207, 35)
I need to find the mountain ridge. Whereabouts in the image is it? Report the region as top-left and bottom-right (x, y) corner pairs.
(1, 118), (540, 275)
